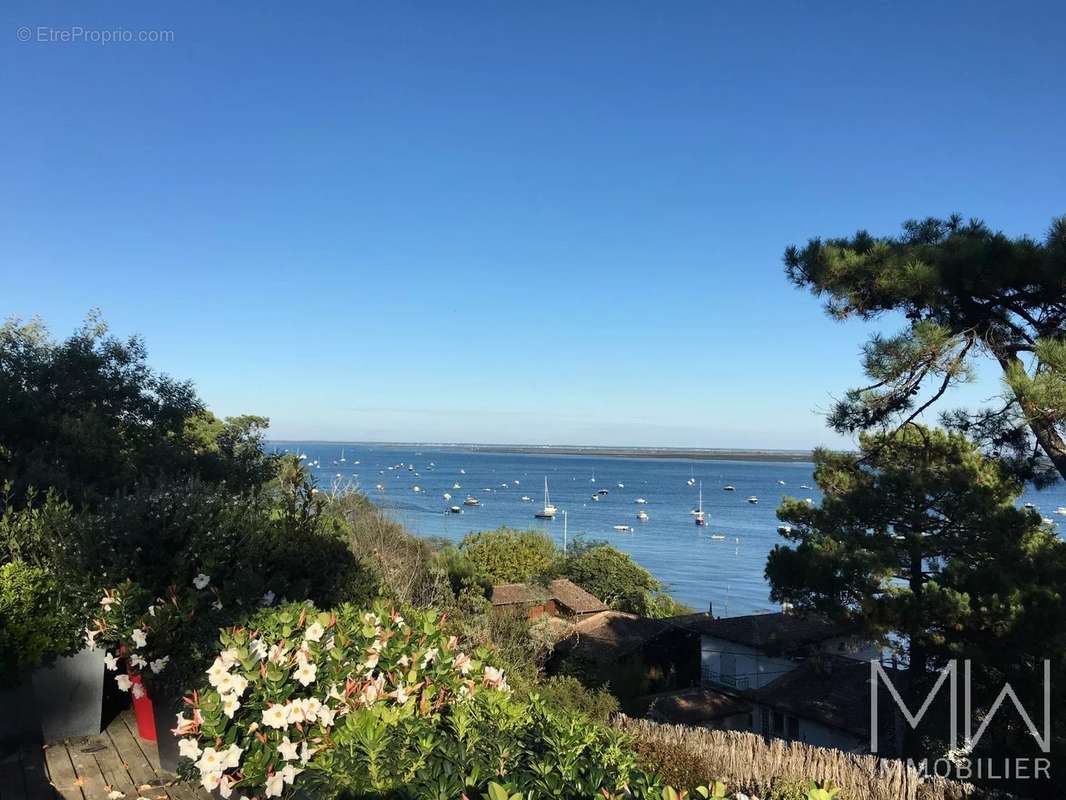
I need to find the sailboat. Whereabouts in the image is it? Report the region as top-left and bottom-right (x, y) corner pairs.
(534, 477), (557, 519)
(340, 449), (346, 463)
(694, 481), (706, 526)
(687, 466), (696, 486)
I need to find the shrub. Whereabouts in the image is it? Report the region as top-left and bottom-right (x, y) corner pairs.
(534, 675), (620, 723)
(0, 560), (86, 684)
(460, 528), (558, 584)
(562, 543), (664, 616)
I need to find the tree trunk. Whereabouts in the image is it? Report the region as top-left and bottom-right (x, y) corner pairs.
(905, 546), (927, 759)
(997, 354), (1066, 482)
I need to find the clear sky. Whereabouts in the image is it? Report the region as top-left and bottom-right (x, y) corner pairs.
(3, 2), (1064, 448)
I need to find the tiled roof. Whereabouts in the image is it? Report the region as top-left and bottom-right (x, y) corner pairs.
(756, 654), (905, 737)
(489, 579), (607, 615)
(557, 611), (673, 663)
(644, 687), (752, 726)
(670, 612), (853, 653)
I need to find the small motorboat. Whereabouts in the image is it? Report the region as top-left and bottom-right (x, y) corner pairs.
(777, 480), (786, 485)
(1055, 507), (1066, 517)
(596, 489), (609, 496)
(748, 496), (758, 504)
(413, 486), (421, 493)
(777, 525), (792, 534)
(800, 484), (811, 489)
(635, 497), (647, 504)
(590, 494), (600, 501)
(459, 469), (465, 474)
(443, 492), (452, 500)
(453, 483), (461, 489)
(613, 525), (633, 532)
(637, 510), (649, 521)
(617, 482), (625, 488)
(710, 534), (726, 540)
(521, 495), (532, 502)
(448, 506), (463, 514)
(723, 485), (735, 492)
(463, 497), (480, 507)
(375, 484), (384, 491)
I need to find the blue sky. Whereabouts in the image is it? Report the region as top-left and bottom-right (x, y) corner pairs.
(3, 2), (1064, 448)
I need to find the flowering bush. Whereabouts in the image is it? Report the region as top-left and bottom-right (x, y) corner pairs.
(173, 602), (661, 799)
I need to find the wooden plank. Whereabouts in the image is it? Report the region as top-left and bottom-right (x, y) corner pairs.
(104, 719), (166, 798)
(19, 744), (55, 800)
(88, 734), (138, 798)
(117, 713), (160, 773)
(42, 746), (83, 800)
(64, 740), (108, 799)
(0, 746), (28, 800)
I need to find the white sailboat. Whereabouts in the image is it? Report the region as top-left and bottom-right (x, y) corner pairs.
(534, 477), (557, 519)
(694, 481), (706, 526)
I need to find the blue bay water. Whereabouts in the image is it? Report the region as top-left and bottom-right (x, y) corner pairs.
(277, 443), (1066, 616)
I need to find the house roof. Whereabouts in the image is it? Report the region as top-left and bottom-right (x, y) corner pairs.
(643, 686), (753, 726)
(556, 610), (674, 663)
(670, 612), (854, 654)
(490, 579), (608, 615)
(755, 654), (905, 738)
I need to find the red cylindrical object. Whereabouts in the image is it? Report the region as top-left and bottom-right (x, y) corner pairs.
(129, 672), (157, 741)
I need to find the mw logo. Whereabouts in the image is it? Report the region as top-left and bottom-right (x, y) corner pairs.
(869, 660), (1051, 754)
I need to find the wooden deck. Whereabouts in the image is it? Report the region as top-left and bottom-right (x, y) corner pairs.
(0, 711), (209, 800)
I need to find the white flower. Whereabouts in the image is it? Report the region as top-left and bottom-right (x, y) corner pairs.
(100, 595), (119, 609)
(265, 772), (284, 798)
(115, 674), (132, 692)
(149, 656), (169, 674)
(218, 774), (235, 799)
(130, 628), (147, 649)
(452, 652), (472, 675)
(421, 647), (439, 668)
(362, 651), (380, 671)
(219, 647), (241, 666)
(107, 791), (124, 800)
(286, 700), (305, 724)
(200, 770), (222, 792)
(85, 627), (100, 649)
(193, 573), (211, 590)
(251, 638), (269, 660)
(280, 764), (304, 785)
(393, 684), (409, 705)
(179, 738), (202, 760)
(132, 683), (145, 700)
(222, 743), (242, 769)
(197, 747), (222, 774)
(172, 710), (200, 736)
(103, 652), (118, 671)
(261, 590), (276, 607)
(129, 654), (147, 669)
(221, 692), (241, 719)
(301, 697), (321, 722)
(304, 621), (325, 642)
(262, 703), (290, 729)
(277, 736), (299, 761)
(207, 657), (230, 687)
(294, 660), (317, 686)
(483, 665), (506, 689)
(300, 740), (317, 764)
(211, 599), (224, 611)
(317, 704), (337, 727)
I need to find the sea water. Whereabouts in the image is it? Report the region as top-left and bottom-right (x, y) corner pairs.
(279, 442), (1066, 616)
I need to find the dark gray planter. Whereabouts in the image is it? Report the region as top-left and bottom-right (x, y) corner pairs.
(152, 694), (183, 774)
(0, 680), (42, 745)
(31, 647), (107, 741)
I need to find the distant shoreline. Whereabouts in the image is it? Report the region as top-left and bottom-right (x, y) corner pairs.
(267, 440), (816, 463)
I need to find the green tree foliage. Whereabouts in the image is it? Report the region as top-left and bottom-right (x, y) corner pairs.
(0, 560), (86, 683)
(784, 215), (1066, 484)
(767, 426), (1066, 765)
(534, 675), (620, 723)
(460, 528), (558, 584)
(562, 542), (687, 618)
(0, 313), (274, 506)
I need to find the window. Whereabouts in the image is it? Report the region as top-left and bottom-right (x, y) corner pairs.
(787, 716), (799, 739)
(772, 711), (784, 735)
